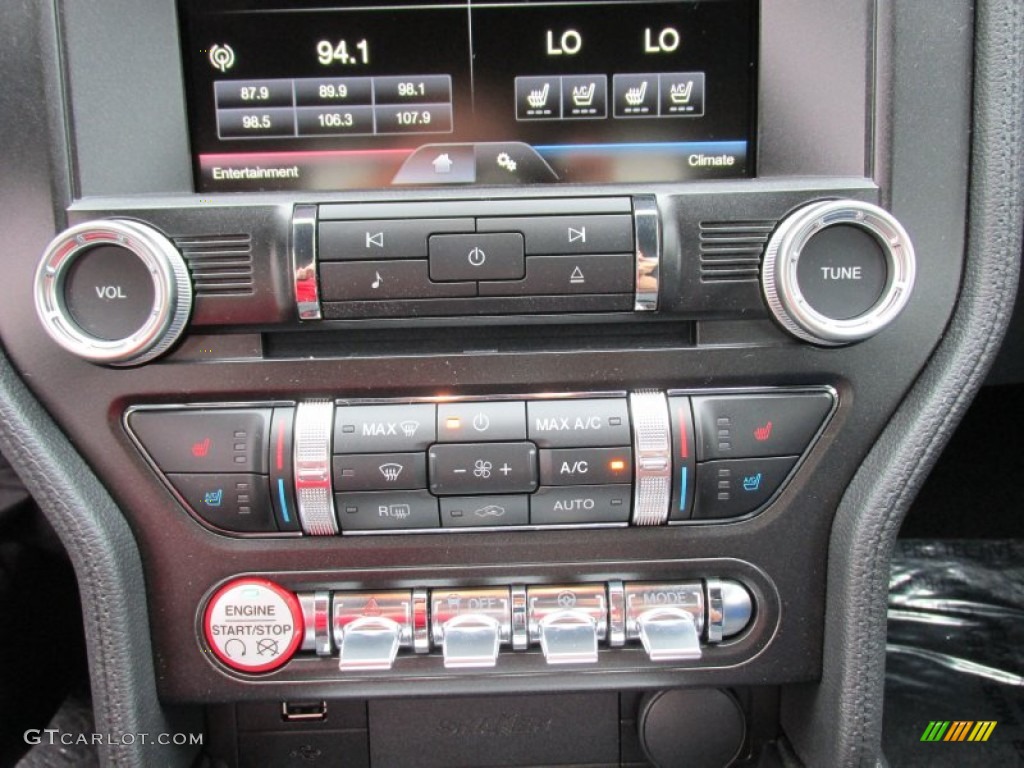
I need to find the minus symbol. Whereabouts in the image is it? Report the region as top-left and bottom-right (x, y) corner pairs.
(453, 468), (467, 474)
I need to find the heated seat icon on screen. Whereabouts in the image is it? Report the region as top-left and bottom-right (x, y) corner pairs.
(527, 83), (550, 110)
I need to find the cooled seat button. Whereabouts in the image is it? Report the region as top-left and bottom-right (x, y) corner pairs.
(203, 578), (303, 673)
(694, 456), (797, 519)
(168, 473), (276, 532)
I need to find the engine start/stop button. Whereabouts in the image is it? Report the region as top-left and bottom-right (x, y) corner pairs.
(203, 577), (304, 673)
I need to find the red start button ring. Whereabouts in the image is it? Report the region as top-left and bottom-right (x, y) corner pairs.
(203, 577), (304, 673)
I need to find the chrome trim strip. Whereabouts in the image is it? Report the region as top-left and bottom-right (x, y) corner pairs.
(292, 204), (322, 321)
(313, 590), (333, 656)
(412, 588), (430, 654)
(293, 400), (338, 535)
(632, 195), (660, 311)
(706, 579), (725, 644)
(629, 390), (671, 526)
(607, 580), (626, 647)
(510, 585), (528, 651)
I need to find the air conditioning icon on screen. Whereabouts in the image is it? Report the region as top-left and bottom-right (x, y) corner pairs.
(571, 83), (596, 108)
(669, 81), (695, 105)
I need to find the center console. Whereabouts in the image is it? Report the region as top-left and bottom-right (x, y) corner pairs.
(0, 0), (987, 765)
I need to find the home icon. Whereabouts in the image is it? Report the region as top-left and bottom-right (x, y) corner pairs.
(432, 153), (453, 174)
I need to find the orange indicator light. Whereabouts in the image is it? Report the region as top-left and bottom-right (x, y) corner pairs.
(446, 417), (462, 430)
(609, 459), (627, 472)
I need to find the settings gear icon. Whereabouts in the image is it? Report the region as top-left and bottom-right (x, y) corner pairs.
(496, 152), (518, 173)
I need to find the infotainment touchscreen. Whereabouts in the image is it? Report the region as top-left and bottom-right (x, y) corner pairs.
(178, 0), (757, 192)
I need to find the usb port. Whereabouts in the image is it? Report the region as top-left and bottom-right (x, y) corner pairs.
(281, 700), (328, 722)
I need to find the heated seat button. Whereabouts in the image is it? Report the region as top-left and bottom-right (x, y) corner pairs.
(429, 233), (525, 282)
(531, 485), (632, 524)
(128, 408), (271, 474)
(318, 218), (474, 260)
(334, 404), (436, 453)
(168, 473), (276, 532)
(693, 456), (797, 519)
(437, 401), (527, 442)
(477, 215), (634, 255)
(539, 447), (632, 486)
(429, 442), (538, 495)
(691, 393), (833, 460)
(335, 490), (439, 531)
(527, 398), (630, 448)
(332, 453), (427, 491)
(440, 495), (530, 527)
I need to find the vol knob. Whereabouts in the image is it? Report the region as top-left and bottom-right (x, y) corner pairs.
(761, 200), (915, 345)
(34, 219), (193, 365)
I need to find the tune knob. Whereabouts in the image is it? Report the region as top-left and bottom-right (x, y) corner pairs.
(34, 219), (193, 365)
(761, 200), (915, 345)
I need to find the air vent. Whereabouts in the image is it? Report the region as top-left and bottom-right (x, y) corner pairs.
(699, 220), (776, 282)
(174, 234), (254, 296)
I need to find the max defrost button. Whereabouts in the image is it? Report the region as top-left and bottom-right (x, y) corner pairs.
(203, 578), (304, 673)
(334, 404), (436, 453)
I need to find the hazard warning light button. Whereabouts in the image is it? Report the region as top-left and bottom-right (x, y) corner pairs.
(203, 578), (304, 673)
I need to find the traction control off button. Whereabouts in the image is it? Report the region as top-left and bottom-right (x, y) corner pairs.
(203, 578), (304, 674)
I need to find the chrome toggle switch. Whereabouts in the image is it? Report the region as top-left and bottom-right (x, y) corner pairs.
(706, 579), (754, 643)
(298, 590), (333, 656)
(430, 587), (512, 668)
(332, 591), (419, 671)
(625, 582), (705, 661)
(527, 584), (608, 664)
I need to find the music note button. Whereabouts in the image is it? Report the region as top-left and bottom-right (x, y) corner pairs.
(318, 260), (476, 301)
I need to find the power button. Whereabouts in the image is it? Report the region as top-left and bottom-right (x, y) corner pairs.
(202, 578), (304, 673)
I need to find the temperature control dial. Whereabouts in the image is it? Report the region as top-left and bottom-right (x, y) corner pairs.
(761, 200), (915, 345)
(34, 219), (192, 365)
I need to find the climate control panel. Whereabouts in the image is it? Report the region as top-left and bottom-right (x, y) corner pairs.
(127, 388), (834, 535)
